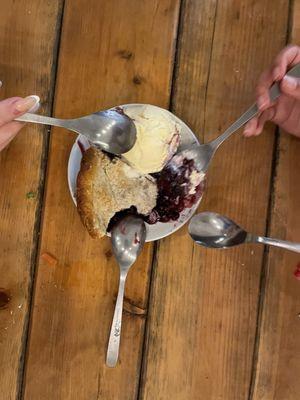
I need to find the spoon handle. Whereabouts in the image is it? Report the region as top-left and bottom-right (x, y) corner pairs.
(211, 63), (300, 149)
(255, 236), (300, 253)
(15, 112), (74, 130)
(106, 270), (127, 367)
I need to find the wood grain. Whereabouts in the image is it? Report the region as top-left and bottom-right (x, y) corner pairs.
(251, 3), (300, 399)
(0, 1), (62, 399)
(139, 1), (289, 399)
(22, 1), (180, 399)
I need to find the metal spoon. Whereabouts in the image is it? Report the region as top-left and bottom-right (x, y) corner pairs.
(176, 63), (300, 173)
(106, 215), (146, 368)
(189, 212), (300, 253)
(15, 109), (136, 155)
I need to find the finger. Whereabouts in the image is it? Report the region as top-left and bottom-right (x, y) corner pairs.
(272, 45), (300, 79)
(0, 121), (25, 151)
(256, 70), (275, 111)
(255, 107), (276, 136)
(268, 93), (295, 126)
(255, 45), (300, 111)
(280, 76), (300, 100)
(0, 95), (40, 126)
(256, 67), (288, 110)
(243, 117), (259, 137)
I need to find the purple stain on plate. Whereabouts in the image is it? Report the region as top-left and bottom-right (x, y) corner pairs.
(77, 140), (86, 156)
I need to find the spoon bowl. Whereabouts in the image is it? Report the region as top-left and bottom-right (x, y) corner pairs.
(106, 215), (146, 367)
(111, 214), (146, 264)
(188, 212), (247, 248)
(189, 211), (300, 253)
(15, 108), (137, 155)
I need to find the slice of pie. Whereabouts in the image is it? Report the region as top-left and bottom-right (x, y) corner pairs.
(76, 147), (157, 239)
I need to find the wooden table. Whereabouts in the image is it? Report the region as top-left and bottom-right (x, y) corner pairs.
(1, 1), (300, 399)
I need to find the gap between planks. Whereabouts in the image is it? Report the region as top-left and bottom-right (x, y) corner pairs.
(137, 1), (185, 397)
(247, 129), (280, 400)
(17, 2), (66, 399)
(247, 0), (294, 397)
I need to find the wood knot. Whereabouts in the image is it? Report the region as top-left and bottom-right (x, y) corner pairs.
(132, 75), (145, 85)
(0, 290), (11, 309)
(117, 49), (133, 60)
(105, 249), (113, 259)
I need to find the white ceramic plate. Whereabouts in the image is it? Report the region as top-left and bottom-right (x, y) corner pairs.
(67, 104), (203, 242)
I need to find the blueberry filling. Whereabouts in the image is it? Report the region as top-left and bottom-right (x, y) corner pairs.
(146, 159), (205, 224)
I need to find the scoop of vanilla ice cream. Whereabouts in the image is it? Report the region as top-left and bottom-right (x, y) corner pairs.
(123, 105), (180, 174)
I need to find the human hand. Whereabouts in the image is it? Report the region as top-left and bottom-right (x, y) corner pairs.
(243, 45), (300, 137)
(0, 93), (40, 151)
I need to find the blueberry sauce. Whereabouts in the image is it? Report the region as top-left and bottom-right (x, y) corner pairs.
(146, 159), (205, 224)
(114, 106), (125, 115)
(77, 140), (86, 155)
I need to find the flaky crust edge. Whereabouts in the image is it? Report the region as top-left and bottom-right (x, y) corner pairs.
(76, 147), (107, 239)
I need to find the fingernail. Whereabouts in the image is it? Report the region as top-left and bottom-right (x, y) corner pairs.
(15, 95), (40, 113)
(0, 81), (2, 88)
(28, 95), (40, 113)
(282, 76), (297, 90)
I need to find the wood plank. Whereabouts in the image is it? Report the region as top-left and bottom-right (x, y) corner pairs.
(251, 2), (300, 399)
(23, 1), (180, 399)
(139, 1), (289, 399)
(0, 2), (63, 399)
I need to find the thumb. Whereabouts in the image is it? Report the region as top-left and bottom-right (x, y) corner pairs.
(280, 76), (300, 100)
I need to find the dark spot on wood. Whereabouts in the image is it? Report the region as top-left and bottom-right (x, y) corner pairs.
(105, 249), (113, 259)
(26, 191), (36, 199)
(0, 290), (11, 309)
(235, 10), (240, 20)
(132, 75), (145, 85)
(117, 49), (133, 60)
